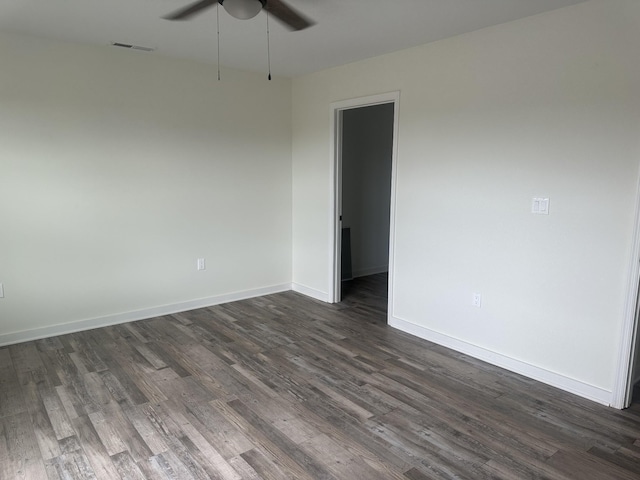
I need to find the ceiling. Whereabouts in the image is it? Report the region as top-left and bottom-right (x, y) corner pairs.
(0, 0), (587, 77)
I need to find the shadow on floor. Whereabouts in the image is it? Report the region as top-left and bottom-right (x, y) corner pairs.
(340, 273), (388, 319)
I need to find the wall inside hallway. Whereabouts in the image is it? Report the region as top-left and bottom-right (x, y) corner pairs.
(342, 103), (394, 278)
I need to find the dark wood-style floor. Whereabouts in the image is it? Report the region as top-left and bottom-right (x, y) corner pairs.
(2, 274), (640, 479)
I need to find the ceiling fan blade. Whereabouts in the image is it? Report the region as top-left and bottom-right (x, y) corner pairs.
(267, 0), (315, 31)
(164, 0), (218, 20)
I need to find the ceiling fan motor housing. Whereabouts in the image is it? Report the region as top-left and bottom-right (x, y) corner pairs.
(164, 0), (313, 31)
(219, 0), (267, 20)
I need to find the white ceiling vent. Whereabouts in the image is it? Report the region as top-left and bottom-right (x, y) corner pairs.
(111, 42), (155, 52)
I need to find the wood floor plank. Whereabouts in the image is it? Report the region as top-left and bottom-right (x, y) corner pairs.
(179, 434), (242, 480)
(23, 382), (62, 461)
(68, 332), (110, 374)
(71, 414), (122, 479)
(111, 450), (149, 480)
(0, 360), (27, 419)
(124, 404), (171, 456)
(586, 444), (640, 477)
(240, 447), (297, 480)
(300, 432), (405, 480)
(1, 412), (49, 479)
(9, 341), (53, 387)
(0, 346), (11, 366)
(403, 466), (440, 480)
(227, 454), (262, 479)
(0, 418), (11, 479)
(182, 401), (256, 460)
(45, 435), (97, 480)
(151, 400), (243, 480)
(214, 398), (332, 480)
(147, 449), (198, 480)
(369, 369), (562, 466)
(546, 448), (640, 480)
(269, 388), (417, 473)
(41, 386), (76, 441)
(87, 333), (159, 406)
(88, 409), (129, 457)
(2, 274), (640, 479)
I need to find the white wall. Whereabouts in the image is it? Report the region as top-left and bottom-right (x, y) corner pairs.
(0, 32), (292, 343)
(292, 0), (640, 404)
(342, 104), (394, 277)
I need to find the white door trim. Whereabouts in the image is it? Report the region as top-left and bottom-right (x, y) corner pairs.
(612, 170), (640, 408)
(328, 91), (400, 319)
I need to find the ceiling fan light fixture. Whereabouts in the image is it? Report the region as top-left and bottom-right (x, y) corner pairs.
(221, 0), (265, 20)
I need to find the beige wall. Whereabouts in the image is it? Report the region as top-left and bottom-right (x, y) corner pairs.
(292, 0), (640, 403)
(0, 32), (292, 342)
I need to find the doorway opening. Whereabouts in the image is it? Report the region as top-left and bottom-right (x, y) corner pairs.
(626, 287), (640, 405)
(329, 92), (400, 322)
(613, 176), (640, 408)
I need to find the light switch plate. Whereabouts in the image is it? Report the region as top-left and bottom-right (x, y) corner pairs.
(0, 283), (4, 298)
(532, 197), (550, 215)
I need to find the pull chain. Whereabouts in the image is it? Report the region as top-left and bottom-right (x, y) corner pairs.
(266, 8), (272, 80)
(216, 2), (221, 80)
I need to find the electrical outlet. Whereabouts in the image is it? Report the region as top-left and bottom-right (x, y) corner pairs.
(0, 283), (3, 298)
(473, 293), (482, 307)
(197, 258), (206, 271)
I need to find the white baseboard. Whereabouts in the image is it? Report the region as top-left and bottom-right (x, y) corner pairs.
(291, 283), (330, 302)
(389, 316), (613, 407)
(0, 283), (291, 347)
(353, 266), (388, 278)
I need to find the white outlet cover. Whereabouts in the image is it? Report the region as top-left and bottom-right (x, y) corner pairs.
(473, 293), (482, 307)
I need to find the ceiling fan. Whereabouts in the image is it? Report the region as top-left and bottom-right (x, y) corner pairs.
(164, 0), (314, 31)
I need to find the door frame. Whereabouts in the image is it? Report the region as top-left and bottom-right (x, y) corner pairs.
(328, 91), (400, 314)
(612, 172), (640, 408)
